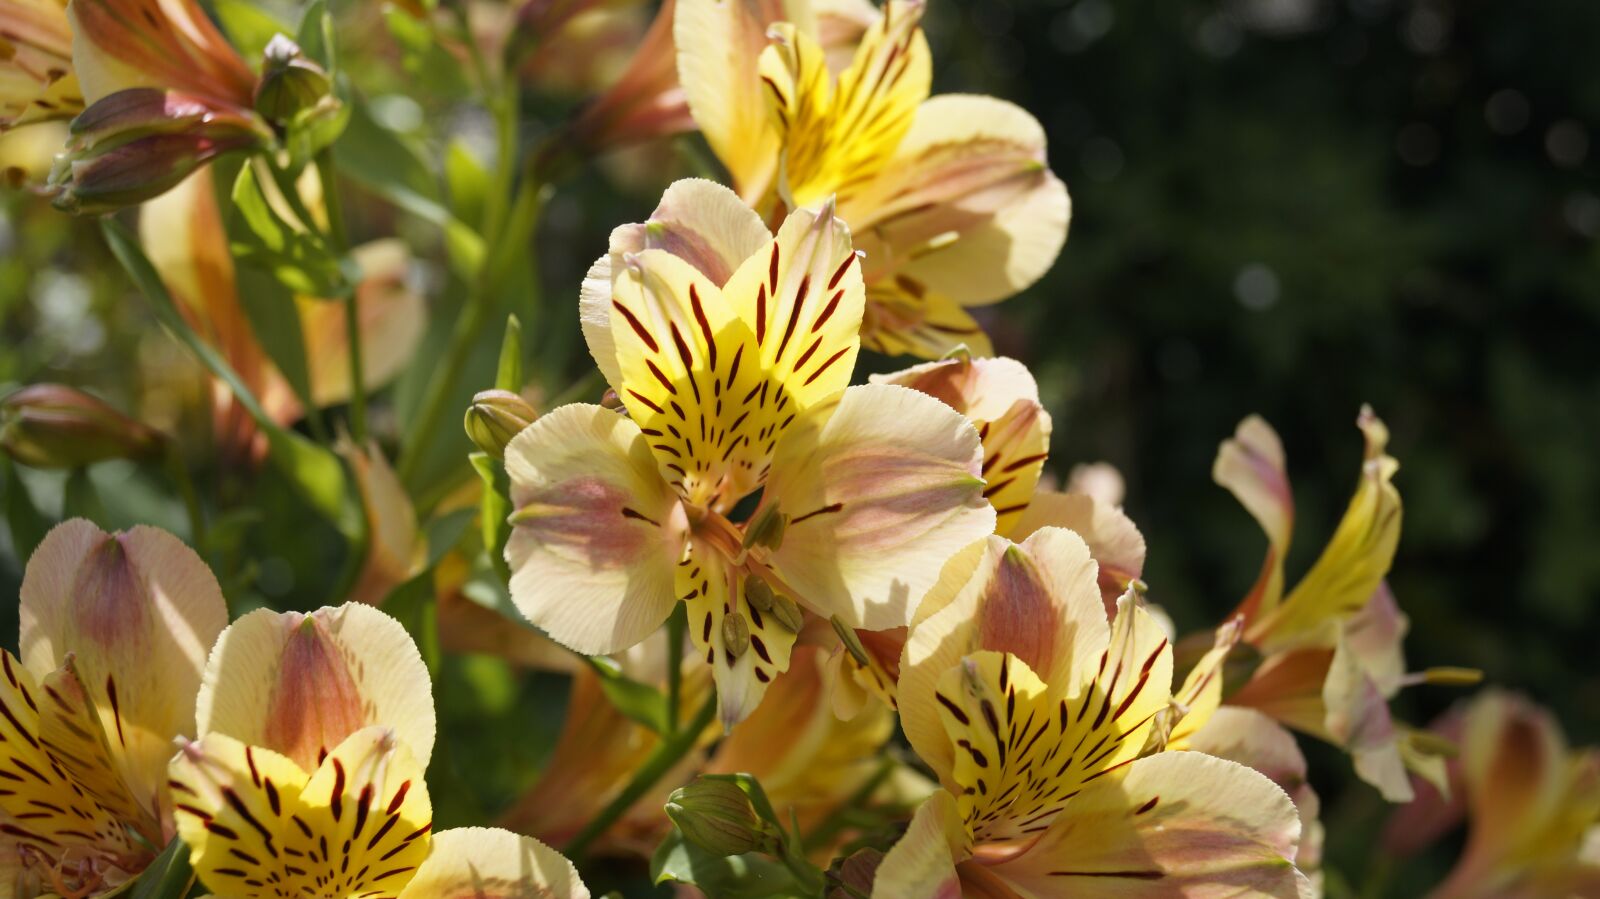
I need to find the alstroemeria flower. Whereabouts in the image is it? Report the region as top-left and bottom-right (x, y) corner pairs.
(44, 0), (266, 210)
(194, 603), (437, 773)
(0, 0), (81, 129)
(1213, 407), (1432, 801)
(1383, 691), (1600, 899)
(1, 519), (227, 897)
(510, 177), (993, 726)
(677, 0), (1070, 358)
(877, 526), (1313, 898)
(170, 727), (590, 899)
(142, 169), (425, 465)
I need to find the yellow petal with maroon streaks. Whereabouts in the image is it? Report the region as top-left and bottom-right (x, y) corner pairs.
(681, 540), (796, 728)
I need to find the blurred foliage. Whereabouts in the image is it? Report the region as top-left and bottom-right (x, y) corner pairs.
(1, 0), (1596, 895)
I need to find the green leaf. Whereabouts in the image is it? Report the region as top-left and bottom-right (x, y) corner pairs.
(443, 138), (489, 231)
(495, 314), (523, 392)
(468, 452), (511, 583)
(213, 0), (292, 61)
(229, 161), (350, 297)
(127, 836), (195, 899)
(584, 655), (669, 735)
(101, 218), (357, 537)
(651, 832), (812, 899)
(295, 0), (333, 69)
(0, 457), (47, 560)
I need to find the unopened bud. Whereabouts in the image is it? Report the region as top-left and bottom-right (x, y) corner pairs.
(722, 611), (750, 659)
(255, 36), (334, 125)
(464, 389), (537, 460)
(770, 594), (804, 633)
(665, 778), (774, 857)
(600, 388), (623, 410)
(1, 384), (164, 469)
(741, 504), (788, 551)
(743, 575), (775, 612)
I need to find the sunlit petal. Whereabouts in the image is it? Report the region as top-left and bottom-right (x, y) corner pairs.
(397, 828), (589, 899)
(870, 789), (966, 899)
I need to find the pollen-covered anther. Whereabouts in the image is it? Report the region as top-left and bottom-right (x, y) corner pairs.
(769, 594), (804, 633)
(722, 612), (751, 659)
(741, 505), (788, 551)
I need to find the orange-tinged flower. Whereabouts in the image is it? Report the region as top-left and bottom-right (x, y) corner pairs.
(510, 178), (992, 726)
(3, 519), (227, 897)
(879, 526), (1313, 898)
(678, 0), (1070, 358)
(170, 727), (590, 899)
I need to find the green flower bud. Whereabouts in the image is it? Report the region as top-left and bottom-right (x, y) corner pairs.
(255, 35), (333, 125)
(665, 778), (774, 857)
(1, 384), (164, 469)
(464, 389), (537, 460)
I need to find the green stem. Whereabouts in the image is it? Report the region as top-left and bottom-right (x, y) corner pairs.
(665, 603), (686, 731)
(564, 693), (715, 862)
(315, 150), (365, 444)
(163, 443), (205, 548)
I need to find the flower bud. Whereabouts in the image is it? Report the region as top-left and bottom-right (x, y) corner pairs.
(1, 384), (164, 468)
(255, 35), (333, 125)
(665, 778), (775, 857)
(464, 389), (537, 460)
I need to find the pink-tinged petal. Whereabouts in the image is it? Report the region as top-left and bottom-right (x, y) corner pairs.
(195, 603), (436, 772)
(899, 528), (1106, 786)
(18, 519), (227, 823)
(1065, 461), (1126, 506)
(1342, 581), (1409, 698)
(1011, 489), (1146, 616)
(580, 179), (774, 392)
(504, 404), (689, 655)
(1213, 414), (1294, 624)
(67, 0), (255, 107)
(1250, 406), (1402, 650)
(1382, 703), (1467, 858)
(398, 828), (590, 899)
(1185, 707), (1325, 875)
(988, 752), (1313, 899)
(871, 790), (968, 899)
(301, 240), (426, 407)
(674, 0), (815, 202)
(567, 0), (694, 155)
(871, 355), (1040, 423)
(1324, 634), (1412, 802)
(761, 383), (992, 630)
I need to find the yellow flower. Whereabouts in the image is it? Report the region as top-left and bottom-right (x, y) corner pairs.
(1213, 406), (1431, 801)
(677, 0), (1070, 358)
(0, 0), (81, 129)
(877, 526), (1313, 897)
(0, 519), (227, 898)
(510, 177), (994, 726)
(169, 727), (589, 899)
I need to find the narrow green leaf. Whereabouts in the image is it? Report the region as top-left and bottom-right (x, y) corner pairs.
(468, 452), (511, 583)
(62, 467), (106, 525)
(495, 314), (523, 392)
(101, 218), (356, 536)
(650, 831), (811, 899)
(229, 162), (349, 297)
(585, 655), (669, 735)
(234, 264), (316, 413)
(212, 0), (292, 61)
(128, 837), (195, 899)
(295, 0), (331, 67)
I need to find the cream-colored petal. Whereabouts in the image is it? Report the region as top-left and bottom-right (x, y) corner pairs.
(1214, 414), (1294, 622)
(1186, 707), (1324, 873)
(1011, 488), (1146, 614)
(1324, 633), (1411, 802)
(18, 519), (227, 825)
(337, 439), (423, 607)
(195, 603), (436, 773)
(1163, 617), (1243, 751)
(674, 0), (815, 202)
(1341, 582), (1409, 699)
(870, 355), (1039, 422)
(762, 383), (992, 630)
(989, 751), (1312, 899)
(504, 404), (688, 655)
(399, 828), (589, 899)
(870, 789), (967, 899)
(898, 527), (1109, 787)
(860, 277), (994, 360)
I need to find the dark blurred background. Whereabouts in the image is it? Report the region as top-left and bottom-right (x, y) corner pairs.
(2, 0), (1597, 893)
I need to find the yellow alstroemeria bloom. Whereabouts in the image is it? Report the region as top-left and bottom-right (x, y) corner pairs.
(142, 169), (425, 465)
(194, 603), (436, 773)
(1, 519), (227, 897)
(0, 0), (80, 129)
(1383, 691), (1600, 899)
(1211, 406), (1431, 801)
(169, 727), (589, 899)
(512, 177), (993, 726)
(876, 526), (1313, 898)
(678, 0), (1070, 358)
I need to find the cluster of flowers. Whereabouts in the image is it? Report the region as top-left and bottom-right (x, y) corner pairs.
(1, 0), (1596, 897)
